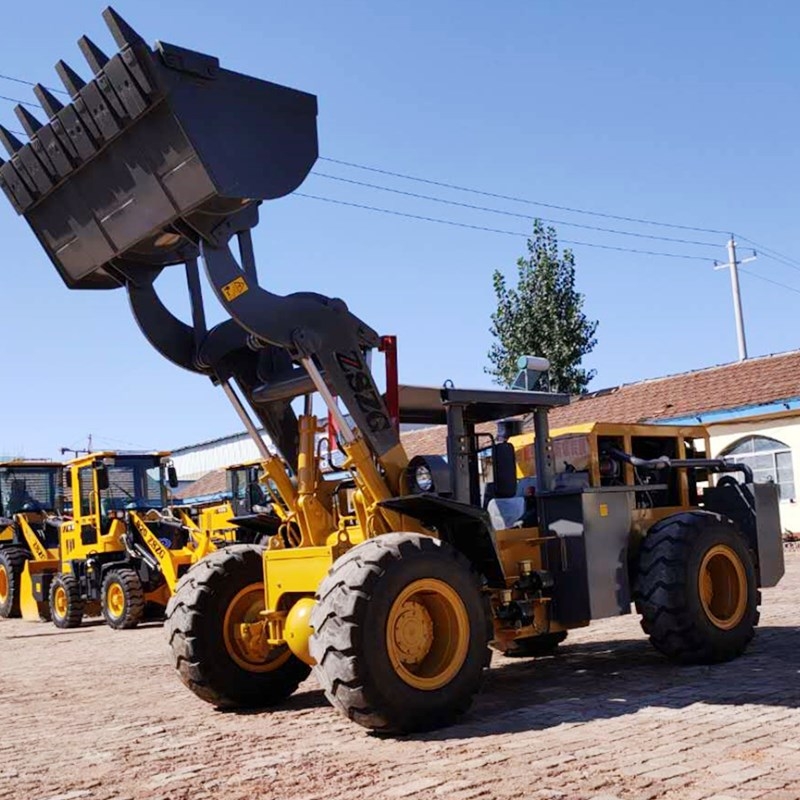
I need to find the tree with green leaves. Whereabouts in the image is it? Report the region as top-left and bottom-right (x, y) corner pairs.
(487, 220), (598, 394)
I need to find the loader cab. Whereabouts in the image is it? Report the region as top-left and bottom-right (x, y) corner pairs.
(0, 461), (64, 549)
(393, 380), (570, 538)
(227, 461), (267, 516)
(0, 462), (62, 517)
(65, 452), (174, 555)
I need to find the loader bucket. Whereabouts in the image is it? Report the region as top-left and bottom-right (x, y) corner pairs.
(20, 559), (57, 621)
(0, 7), (318, 289)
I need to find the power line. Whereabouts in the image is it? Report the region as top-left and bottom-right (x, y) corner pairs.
(738, 235), (800, 268)
(754, 251), (800, 275)
(0, 93), (38, 109)
(740, 267), (800, 296)
(91, 433), (154, 450)
(2, 68), (799, 275)
(295, 192), (714, 261)
(319, 156), (731, 236)
(0, 72), (69, 96)
(312, 171), (722, 248)
(736, 236), (800, 274)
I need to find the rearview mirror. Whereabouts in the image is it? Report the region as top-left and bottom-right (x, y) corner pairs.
(168, 466), (179, 488)
(492, 442), (518, 499)
(95, 464), (109, 491)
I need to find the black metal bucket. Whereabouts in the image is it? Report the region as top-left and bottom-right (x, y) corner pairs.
(0, 7), (318, 289)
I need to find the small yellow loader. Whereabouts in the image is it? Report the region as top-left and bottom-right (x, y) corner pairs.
(179, 459), (281, 547)
(26, 452), (213, 629)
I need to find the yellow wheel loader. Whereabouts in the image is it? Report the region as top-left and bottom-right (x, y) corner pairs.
(0, 460), (63, 619)
(30, 452), (213, 629)
(179, 460), (281, 547)
(0, 8), (784, 731)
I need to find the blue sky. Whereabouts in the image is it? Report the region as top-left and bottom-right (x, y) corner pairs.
(1, 1), (799, 459)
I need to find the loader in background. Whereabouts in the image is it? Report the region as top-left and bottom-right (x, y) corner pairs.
(179, 459), (281, 547)
(0, 460), (63, 619)
(0, 7), (785, 732)
(497, 420), (728, 655)
(24, 451), (211, 629)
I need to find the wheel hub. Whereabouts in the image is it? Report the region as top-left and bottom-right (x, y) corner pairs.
(699, 544), (747, 630)
(0, 565), (8, 603)
(106, 583), (125, 618)
(391, 599), (434, 665)
(54, 585), (68, 618)
(236, 620), (271, 662)
(222, 583), (292, 673)
(385, 578), (471, 691)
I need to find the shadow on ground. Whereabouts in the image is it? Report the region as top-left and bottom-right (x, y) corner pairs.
(217, 623), (800, 741)
(418, 623), (800, 741)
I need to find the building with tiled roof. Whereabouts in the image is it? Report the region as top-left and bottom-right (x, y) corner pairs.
(548, 349), (800, 428)
(179, 468), (228, 503)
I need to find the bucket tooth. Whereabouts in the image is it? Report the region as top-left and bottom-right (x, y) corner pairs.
(14, 105), (43, 137)
(55, 60), (86, 97)
(0, 125), (24, 156)
(102, 6), (146, 48)
(78, 35), (110, 74)
(33, 84), (64, 118)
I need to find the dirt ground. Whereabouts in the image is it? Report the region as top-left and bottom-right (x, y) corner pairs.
(2, 552), (800, 800)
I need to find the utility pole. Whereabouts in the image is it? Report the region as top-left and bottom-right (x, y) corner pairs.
(714, 236), (756, 362)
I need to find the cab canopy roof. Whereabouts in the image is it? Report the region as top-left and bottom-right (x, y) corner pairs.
(398, 385), (570, 427)
(0, 460), (62, 470)
(65, 450), (171, 467)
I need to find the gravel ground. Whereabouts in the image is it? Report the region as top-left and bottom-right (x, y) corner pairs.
(1, 552), (799, 800)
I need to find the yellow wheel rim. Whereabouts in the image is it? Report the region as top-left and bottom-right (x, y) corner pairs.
(106, 583), (126, 619)
(54, 585), (68, 619)
(0, 564), (8, 604)
(386, 578), (470, 691)
(222, 582), (292, 673)
(699, 544), (748, 630)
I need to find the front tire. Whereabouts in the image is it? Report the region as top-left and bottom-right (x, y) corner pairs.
(634, 512), (759, 664)
(165, 545), (309, 709)
(101, 569), (145, 630)
(49, 573), (84, 629)
(310, 533), (491, 733)
(0, 547), (28, 618)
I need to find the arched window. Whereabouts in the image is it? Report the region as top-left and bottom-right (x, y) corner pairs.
(721, 436), (795, 501)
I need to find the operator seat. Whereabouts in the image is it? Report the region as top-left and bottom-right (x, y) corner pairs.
(487, 497), (526, 531)
(486, 442), (522, 530)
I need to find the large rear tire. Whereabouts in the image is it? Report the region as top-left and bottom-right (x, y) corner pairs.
(634, 512), (759, 664)
(101, 569), (145, 630)
(310, 533), (492, 733)
(49, 573), (84, 629)
(165, 545), (309, 709)
(0, 547), (28, 618)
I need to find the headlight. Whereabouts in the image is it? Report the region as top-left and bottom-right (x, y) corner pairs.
(406, 455), (451, 496)
(414, 465), (433, 492)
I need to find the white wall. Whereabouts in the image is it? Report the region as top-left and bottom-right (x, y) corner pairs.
(708, 415), (800, 534)
(170, 432), (272, 481)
